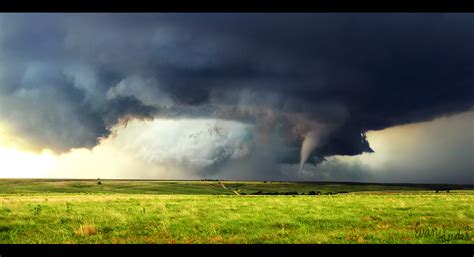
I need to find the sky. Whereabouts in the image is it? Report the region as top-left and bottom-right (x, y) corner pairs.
(0, 13), (472, 183)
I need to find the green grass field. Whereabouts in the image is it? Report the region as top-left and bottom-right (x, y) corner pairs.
(0, 179), (472, 244)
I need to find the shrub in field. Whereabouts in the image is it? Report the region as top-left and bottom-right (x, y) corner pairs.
(33, 205), (42, 215)
(75, 224), (98, 236)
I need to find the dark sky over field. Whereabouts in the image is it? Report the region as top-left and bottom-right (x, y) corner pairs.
(0, 14), (472, 183)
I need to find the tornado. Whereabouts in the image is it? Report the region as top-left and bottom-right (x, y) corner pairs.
(298, 130), (320, 178)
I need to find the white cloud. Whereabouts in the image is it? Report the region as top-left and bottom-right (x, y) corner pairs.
(114, 118), (254, 171)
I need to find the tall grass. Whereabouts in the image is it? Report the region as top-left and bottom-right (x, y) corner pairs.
(0, 192), (472, 244)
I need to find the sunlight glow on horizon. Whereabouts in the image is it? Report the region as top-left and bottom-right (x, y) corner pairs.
(0, 147), (56, 178)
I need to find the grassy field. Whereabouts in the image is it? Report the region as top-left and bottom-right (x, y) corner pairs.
(0, 179), (472, 244)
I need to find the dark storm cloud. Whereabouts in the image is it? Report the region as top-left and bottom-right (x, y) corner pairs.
(0, 13), (473, 162)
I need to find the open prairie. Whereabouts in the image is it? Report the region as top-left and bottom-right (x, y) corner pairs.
(0, 179), (472, 244)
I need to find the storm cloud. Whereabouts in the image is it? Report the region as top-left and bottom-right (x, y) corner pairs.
(0, 13), (473, 177)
